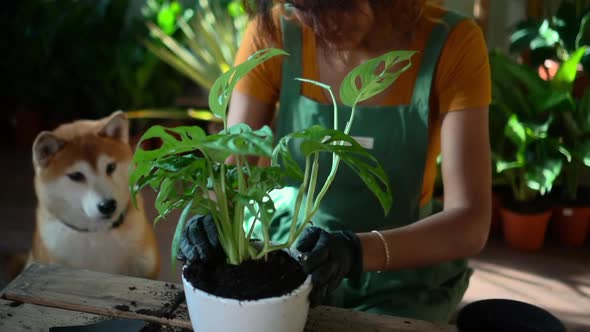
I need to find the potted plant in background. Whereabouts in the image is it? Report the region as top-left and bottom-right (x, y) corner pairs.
(142, 0), (247, 92)
(509, 0), (590, 96)
(4, 0), (186, 146)
(548, 46), (590, 246)
(490, 51), (572, 251)
(129, 48), (413, 331)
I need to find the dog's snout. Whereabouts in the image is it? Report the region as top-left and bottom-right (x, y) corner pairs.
(98, 199), (117, 216)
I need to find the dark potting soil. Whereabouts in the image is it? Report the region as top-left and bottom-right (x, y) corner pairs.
(502, 195), (552, 214)
(135, 290), (185, 319)
(183, 249), (306, 301)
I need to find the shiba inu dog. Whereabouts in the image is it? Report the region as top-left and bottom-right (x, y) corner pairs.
(28, 111), (160, 279)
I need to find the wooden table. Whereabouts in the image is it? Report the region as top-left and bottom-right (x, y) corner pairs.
(1, 264), (456, 332)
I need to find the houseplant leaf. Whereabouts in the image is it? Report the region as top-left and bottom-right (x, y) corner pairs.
(509, 20), (542, 52)
(552, 46), (588, 91)
(209, 48), (288, 119)
(275, 126), (392, 215)
(505, 114), (526, 148)
(525, 157), (563, 195)
(201, 124), (274, 163)
(339, 50), (415, 107)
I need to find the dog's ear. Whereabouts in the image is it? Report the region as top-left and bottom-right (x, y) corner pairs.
(33, 132), (65, 168)
(99, 110), (129, 143)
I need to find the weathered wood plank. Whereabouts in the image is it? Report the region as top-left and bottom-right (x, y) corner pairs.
(3, 264), (456, 332)
(307, 306), (456, 332)
(0, 299), (105, 332)
(3, 264), (192, 329)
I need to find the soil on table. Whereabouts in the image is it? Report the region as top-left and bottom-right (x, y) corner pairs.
(183, 249), (307, 301)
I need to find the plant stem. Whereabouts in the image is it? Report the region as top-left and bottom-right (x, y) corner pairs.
(305, 104), (358, 229)
(288, 155), (311, 244)
(246, 208), (261, 241)
(298, 153), (319, 237)
(213, 162), (237, 264)
(256, 243), (291, 260)
(204, 158), (234, 263)
(235, 156), (247, 261)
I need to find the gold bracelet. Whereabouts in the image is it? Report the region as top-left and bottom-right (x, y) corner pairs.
(371, 230), (390, 272)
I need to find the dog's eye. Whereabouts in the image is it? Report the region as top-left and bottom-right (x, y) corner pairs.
(67, 172), (86, 183)
(106, 163), (117, 176)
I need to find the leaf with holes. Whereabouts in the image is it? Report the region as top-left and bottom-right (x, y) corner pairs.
(340, 50), (415, 107)
(208, 48), (288, 119)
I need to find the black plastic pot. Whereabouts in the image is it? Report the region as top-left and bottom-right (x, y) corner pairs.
(457, 299), (566, 332)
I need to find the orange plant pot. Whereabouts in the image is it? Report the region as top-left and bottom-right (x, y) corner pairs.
(552, 206), (590, 247)
(501, 208), (551, 251)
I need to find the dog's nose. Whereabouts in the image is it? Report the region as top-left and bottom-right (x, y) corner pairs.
(98, 199), (117, 216)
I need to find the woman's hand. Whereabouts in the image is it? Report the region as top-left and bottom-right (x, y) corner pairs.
(177, 215), (225, 264)
(295, 226), (363, 306)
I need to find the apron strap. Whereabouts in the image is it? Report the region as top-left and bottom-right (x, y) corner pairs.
(280, 13), (303, 95)
(411, 11), (466, 124)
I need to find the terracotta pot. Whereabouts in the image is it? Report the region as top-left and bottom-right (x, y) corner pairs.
(500, 208), (552, 251)
(552, 206), (590, 247)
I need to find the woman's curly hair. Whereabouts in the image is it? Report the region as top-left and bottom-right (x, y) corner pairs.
(242, 0), (427, 46)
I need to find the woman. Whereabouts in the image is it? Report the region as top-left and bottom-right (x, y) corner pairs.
(181, 0), (491, 323)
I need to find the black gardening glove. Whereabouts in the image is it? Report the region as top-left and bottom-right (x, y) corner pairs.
(177, 214), (224, 264)
(295, 226), (363, 307)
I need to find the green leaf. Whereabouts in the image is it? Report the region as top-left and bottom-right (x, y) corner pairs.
(553, 46), (588, 91)
(129, 161), (153, 207)
(490, 52), (549, 99)
(531, 89), (575, 112)
(509, 21), (542, 52)
(271, 134), (305, 180)
(157, 1), (182, 35)
(535, 20), (561, 47)
(171, 200), (193, 272)
(523, 114), (553, 139)
(133, 125), (208, 164)
(276, 126), (393, 214)
(505, 114), (526, 148)
(340, 50), (415, 107)
(208, 48), (288, 119)
(203, 124), (274, 162)
(525, 157), (563, 195)
(496, 160), (524, 173)
(228, 1), (245, 17)
(155, 177), (177, 220)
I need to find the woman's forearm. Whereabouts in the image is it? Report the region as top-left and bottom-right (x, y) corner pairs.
(358, 204), (491, 272)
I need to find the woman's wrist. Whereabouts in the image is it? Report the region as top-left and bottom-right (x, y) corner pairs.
(358, 231), (391, 272)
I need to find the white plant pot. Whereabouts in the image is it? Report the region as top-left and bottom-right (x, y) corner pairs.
(182, 268), (312, 332)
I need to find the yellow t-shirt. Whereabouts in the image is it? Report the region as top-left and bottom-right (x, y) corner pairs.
(234, 4), (491, 206)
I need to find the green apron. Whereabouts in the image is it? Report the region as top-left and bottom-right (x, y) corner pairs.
(248, 11), (472, 323)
